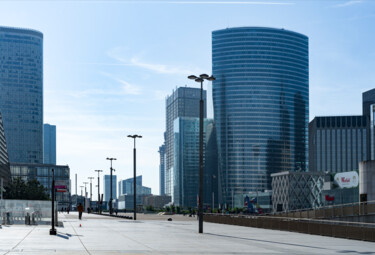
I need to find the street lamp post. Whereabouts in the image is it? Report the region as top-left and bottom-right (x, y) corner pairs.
(88, 177), (94, 201)
(106, 158), (117, 215)
(80, 186), (84, 197)
(83, 182), (88, 199)
(188, 73), (215, 234)
(127, 134), (142, 220)
(49, 168), (56, 235)
(95, 170), (103, 213)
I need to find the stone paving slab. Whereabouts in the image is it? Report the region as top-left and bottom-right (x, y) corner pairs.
(1, 212), (375, 254)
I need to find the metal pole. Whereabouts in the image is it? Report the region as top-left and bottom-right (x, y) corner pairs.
(88, 177), (94, 201)
(50, 168), (56, 235)
(110, 163), (113, 214)
(134, 143), (136, 220)
(198, 80), (204, 233)
(75, 173), (77, 195)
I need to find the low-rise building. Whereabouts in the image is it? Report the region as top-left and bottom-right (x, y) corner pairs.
(10, 163), (70, 209)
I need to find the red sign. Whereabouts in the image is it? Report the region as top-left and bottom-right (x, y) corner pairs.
(325, 195), (334, 201)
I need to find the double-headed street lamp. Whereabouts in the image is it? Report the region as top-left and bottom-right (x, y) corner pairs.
(127, 134), (142, 220)
(94, 170), (103, 212)
(106, 157), (116, 214)
(188, 73), (215, 234)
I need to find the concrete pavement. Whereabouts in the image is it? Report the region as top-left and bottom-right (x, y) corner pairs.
(0, 212), (375, 254)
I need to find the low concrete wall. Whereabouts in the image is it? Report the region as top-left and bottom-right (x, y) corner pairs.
(204, 214), (375, 242)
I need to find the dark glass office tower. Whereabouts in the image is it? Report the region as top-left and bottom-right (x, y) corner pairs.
(0, 26), (43, 163)
(165, 87), (206, 198)
(212, 27), (309, 205)
(0, 111), (11, 187)
(43, 124), (56, 164)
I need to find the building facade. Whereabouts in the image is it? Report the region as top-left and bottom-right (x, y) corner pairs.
(43, 124), (56, 164)
(271, 171), (325, 212)
(158, 133), (166, 195)
(173, 117), (218, 208)
(309, 116), (367, 173)
(118, 175), (145, 196)
(10, 163), (70, 209)
(0, 111), (10, 187)
(165, 87), (206, 197)
(104, 174), (117, 202)
(0, 26), (43, 164)
(212, 27), (309, 205)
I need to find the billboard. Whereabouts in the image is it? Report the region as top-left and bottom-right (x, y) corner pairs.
(333, 171), (359, 189)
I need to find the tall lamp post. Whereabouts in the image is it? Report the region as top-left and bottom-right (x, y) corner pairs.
(188, 73), (215, 234)
(88, 177), (94, 201)
(49, 168), (56, 235)
(95, 170), (103, 212)
(127, 134), (142, 220)
(83, 182), (88, 199)
(80, 186), (84, 197)
(106, 157), (116, 214)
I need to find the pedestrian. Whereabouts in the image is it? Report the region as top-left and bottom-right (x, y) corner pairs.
(77, 203), (84, 220)
(115, 209), (118, 216)
(67, 207), (70, 214)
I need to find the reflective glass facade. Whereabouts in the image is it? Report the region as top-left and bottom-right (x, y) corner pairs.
(0, 26), (43, 164)
(212, 27), (309, 205)
(173, 117), (217, 208)
(0, 111), (10, 187)
(43, 124), (56, 164)
(165, 87), (206, 198)
(104, 174), (117, 201)
(10, 163), (70, 208)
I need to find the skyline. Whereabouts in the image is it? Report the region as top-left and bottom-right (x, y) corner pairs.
(0, 0), (374, 196)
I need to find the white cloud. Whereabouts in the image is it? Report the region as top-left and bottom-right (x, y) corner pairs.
(334, 0), (363, 7)
(107, 47), (199, 75)
(100, 72), (142, 95)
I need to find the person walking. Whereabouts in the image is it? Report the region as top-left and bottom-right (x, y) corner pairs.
(77, 203), (84, 220)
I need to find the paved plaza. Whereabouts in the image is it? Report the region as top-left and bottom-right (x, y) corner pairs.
(1, 212), (375, 254)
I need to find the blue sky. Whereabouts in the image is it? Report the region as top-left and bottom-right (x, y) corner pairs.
(0, 0), (374, 196)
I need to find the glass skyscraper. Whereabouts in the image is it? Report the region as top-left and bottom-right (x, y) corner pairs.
(0, 26), (43, 164)
(165, 87), (206, 198)
(158, 133), (166, 195)
(173, 117), (217, 208)
(43, 124), (56, 164)
(309, 116), (367, 173)
(0, 111), (10, 187)
(104, 174), (117, 202)
(212, 27), (309, 205)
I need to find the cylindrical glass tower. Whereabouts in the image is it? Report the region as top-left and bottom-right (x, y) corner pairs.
(0, 26), (43, 163)
(212, 27), (309, 205)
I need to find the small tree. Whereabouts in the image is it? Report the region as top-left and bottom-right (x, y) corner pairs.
(4, 178), (49, 200)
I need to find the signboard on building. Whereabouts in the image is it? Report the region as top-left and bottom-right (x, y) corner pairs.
(55, 180), (68, 193)
(334, 171), (359, 189)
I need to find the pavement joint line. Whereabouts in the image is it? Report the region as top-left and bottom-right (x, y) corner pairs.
(96, 219), (165, 254)
(68, 219), (91, 255)
(3, 225), (36, 255)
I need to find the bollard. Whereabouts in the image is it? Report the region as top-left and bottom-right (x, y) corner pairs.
(31, 212), (36, 225)
(6, 212), (11, 225)
(25, 212), (31, 225)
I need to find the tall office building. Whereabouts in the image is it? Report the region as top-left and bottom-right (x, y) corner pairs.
(173, 118), (217, 208)
(212, 27), (309, 205)
(165, 87), (206, 198)
(104, 174), (117, 202)
(43, 124), (56, 164)
(158, 136), (166, 195)
(362, 89), (375, 160)
(118, 175), (143, 196)
(309, 116), (367, 173)
(173, 118), (219, 208)
(0, 26), (43, 163)
(0, 111), (10, 187)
